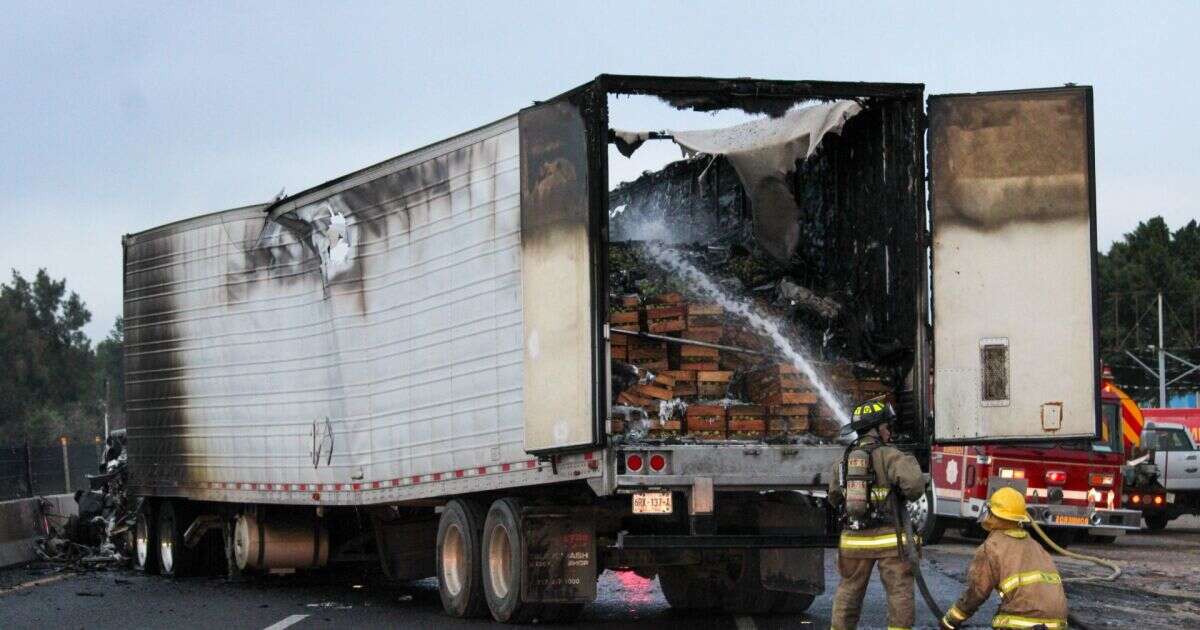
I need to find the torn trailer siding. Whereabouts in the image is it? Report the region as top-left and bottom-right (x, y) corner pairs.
(123, 116), (600, 505)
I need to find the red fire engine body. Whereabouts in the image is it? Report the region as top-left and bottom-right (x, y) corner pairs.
(927, 383), (1142, 543)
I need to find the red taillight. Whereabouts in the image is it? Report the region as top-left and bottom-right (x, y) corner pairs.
(965, 465), (976, 487)
(1154, 495), (1164, 505)
(1089, 473), (1115, 487)
(626, 454), (644, 472)
(648, 453), (667, 472)
(1045, 470), (1067, 485)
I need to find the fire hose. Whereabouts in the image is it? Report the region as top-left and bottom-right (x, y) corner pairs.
(892, 489), (1118, 630)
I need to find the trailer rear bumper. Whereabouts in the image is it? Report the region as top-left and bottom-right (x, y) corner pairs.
(611, 443), (842, 492)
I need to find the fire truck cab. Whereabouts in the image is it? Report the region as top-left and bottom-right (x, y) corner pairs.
(925, 384), (1142, 544)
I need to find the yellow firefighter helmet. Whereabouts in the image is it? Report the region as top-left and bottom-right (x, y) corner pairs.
(986, 486), (1030, 523)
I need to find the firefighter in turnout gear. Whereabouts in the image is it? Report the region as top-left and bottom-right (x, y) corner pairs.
(940, 487), (1069, 629)
(828, 398), (925, 630)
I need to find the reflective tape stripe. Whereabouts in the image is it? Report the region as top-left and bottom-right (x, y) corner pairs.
(947, 605), (968, 621)
(992, 614), (1067, 629)
(870, 486), (891, 501)
(887, 626), (912, 630)
(839, 532), (908, 549)
(997, 570), (1062, 596)
(1000, 529), (1029, 539)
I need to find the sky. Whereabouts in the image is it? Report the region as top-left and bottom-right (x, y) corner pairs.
(2, 2), (1197, 342)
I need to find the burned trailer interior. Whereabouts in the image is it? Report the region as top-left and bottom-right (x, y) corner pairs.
(591, 76), (928, 447)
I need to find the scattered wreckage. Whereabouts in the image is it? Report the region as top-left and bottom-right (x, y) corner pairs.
(35, 430), (134, 569)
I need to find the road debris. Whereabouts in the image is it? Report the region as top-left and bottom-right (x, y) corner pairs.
(33, 432), (133, 570)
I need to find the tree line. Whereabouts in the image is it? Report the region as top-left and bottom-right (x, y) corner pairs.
(0, 215), (1195, 446)
(1, 269), (122, 446)
(1099, 217), (1200, 402)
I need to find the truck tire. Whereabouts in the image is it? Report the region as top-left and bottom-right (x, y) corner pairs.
(436, 499), (489, 618)
(917, 483), (946, 545)
(482, 497), (541, 623)
(772, 592), (816, 613)
(134, 501), (159, 574)
(1144, 513), (1170, 531)
(1036, 527), (1076, 549)
(157, 500), (199, 577)
(658, 567), (722, 613)
(722, 551), (779, 615)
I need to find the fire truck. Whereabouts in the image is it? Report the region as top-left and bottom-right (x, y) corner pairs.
(925, 375), (1142, 545)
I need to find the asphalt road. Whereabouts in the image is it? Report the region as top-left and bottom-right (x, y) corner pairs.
(5, 521), (1200, 630)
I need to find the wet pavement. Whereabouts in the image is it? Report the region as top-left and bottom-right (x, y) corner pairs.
(3, 519), (1199, 629)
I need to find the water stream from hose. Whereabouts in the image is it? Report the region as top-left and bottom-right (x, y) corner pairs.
(644, 243), (852, 427)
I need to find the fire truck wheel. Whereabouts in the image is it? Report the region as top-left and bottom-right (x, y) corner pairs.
(1144, 513), (1170, 531)
(133, 501), (159, 574)
(482, 497), (542, 623)
(1037, 527), (1076, 549)
(156, 500), (200, 577)
(917, 484), (946, 544)
(436, 498), (489, 618)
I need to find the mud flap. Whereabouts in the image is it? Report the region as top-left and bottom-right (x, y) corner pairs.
(760, 548), (823, 595)
(520, 510), (597, 603)
(755, 498), (825, 595)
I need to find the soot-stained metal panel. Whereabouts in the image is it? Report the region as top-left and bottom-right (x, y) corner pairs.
(930, 87), (1098, 442)
(123, 118), (527, 498)
(519, 96), (598, 454)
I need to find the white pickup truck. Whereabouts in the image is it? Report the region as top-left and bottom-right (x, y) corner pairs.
(1124, 421), (1200, 530)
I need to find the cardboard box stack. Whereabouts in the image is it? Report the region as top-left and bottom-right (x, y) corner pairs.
(608, 291), (887, 442)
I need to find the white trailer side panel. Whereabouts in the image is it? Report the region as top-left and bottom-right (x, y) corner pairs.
(124, 117), (600, 505)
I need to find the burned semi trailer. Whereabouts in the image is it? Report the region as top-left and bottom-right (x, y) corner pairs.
(122, 75), (1101, 622)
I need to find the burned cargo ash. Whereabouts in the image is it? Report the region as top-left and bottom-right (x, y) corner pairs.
(604, 101), (918, 445)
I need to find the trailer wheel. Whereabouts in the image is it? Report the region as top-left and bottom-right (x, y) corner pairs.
(157, 500), (198, 577)
(436, 499), (489, 618)
(134, 501), (159, 574)
(1144, 513), (1170, 531)
(722, 552), (779, 615)
(482, 497), (543, 623)
(772, 592), (816, 613)
(658, 567), (722, 613)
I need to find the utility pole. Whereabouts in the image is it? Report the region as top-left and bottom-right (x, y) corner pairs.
(1158, 291), (1168, 408)
(61, 436), (71, 494)
(103, 378), (111, 443)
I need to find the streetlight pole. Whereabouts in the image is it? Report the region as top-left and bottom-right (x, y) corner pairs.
(1158, 291), (1168, 408)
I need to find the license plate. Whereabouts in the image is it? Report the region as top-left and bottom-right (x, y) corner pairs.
(1052, 514), (1088, 526)
(632, 491), (673, 514)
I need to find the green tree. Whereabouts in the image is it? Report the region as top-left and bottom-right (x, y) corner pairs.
(95, 317), (125, 428)
(0, 269), (98, 443)
(1099, 218), (1200, 401)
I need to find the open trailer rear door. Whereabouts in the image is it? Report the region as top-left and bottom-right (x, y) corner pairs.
(518, 90), (605, 455)
(929, 86), (1099, 443)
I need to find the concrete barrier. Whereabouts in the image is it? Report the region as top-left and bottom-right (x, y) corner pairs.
(0, 494), (76, 567)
